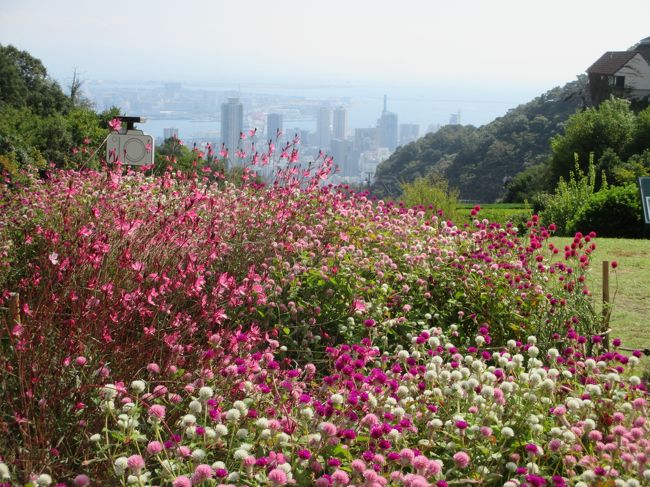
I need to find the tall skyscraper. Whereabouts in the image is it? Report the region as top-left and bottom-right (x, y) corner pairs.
(267, 113), (283, 142)
(316, 107), (332, 149)
(449, 110), (461, 125)
(399, 123), (419, 145)
(331, 139), (354, 177)
(332, 106), (348, 140)
(377, 95), (398, 151)
(221, 98), (243, 166)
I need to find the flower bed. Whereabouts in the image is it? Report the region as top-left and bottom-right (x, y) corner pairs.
(0, 163), (645, 485)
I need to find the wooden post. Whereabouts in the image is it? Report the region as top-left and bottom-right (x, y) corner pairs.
(602, 261), (610, 350)
(8, 292), (21, 327)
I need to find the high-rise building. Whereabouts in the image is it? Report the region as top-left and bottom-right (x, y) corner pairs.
(267, 113), (283, 142)
(331, 139), (355, 177)
(332, 106), (348, 140)
(449, 110), (461, 125)
(399, 123), (419, 145)
(163, 128), (179, 140)
(316, 107), (332, 149)
(377, 95), (398, 151)
(221, 98), (243, 167)
(354, 128), (378, 152)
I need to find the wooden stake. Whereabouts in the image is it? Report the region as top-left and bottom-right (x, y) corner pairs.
(602, 261), (610, 350)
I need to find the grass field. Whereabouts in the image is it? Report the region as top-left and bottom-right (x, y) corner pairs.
(552, 237), (650, 351)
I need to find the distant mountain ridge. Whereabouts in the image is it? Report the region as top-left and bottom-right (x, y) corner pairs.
(372, 77), (588, 202)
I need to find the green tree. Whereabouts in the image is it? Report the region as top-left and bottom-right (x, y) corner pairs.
(549, 98), (635, 186)
(0, 44), (70, 116)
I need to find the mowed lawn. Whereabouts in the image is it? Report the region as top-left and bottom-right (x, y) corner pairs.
(551, 237), (650, 351)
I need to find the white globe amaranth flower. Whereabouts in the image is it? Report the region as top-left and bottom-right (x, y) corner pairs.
(259, 428), (272, 440)
(89, 433), (102, 442)
(236, 428), (249, 439)
(255, 417), (269, 429)
(234, 449), (249, 461)
(191, 449), (206, 461)
(189, 400), (202, 414)
(0, 463), (9, 480)
(501, 427), (515, 438)
(330, 394), (344, 405)
(198, 386), (214, 400)
(181, 414), (196, 427)
(114, 456), (128, 476)
(36, 474), (53, 486)
(214, 424), (228, 437)
(226, 408), (241, 422)
(130, 380), (146, 394)
(101, 384), (118, 400)
(233, 400), (248, 414)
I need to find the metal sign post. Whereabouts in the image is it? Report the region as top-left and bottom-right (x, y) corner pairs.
(640, 177), (650, 224)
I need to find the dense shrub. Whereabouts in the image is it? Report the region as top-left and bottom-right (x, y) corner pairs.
(569, 184), (644, 238)
(538, 158), (599, 235)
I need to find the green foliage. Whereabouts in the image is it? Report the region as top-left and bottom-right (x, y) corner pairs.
(549, 98), (636, 186)
(0, 44), (70, 116)
(154, 136), (201, 174)
(400, 173), (459, 220)
(539, 156), (601, 235)
(503, 162), (552, 202)
(611, 149), (650, 185)
(373, 78), (588, 202)
(569, 184), (644, 238)
(0, 46), (121, 174)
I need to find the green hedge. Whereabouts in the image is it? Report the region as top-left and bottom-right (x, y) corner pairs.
(569, 184), (644, 238)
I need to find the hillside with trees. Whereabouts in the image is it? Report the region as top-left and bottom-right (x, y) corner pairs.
(372, 77), (588, 202)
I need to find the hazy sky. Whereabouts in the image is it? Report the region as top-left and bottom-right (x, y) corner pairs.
(1, 0), (649, 91)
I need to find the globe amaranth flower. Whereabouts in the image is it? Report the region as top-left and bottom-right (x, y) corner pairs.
(453, 451), (471, 469)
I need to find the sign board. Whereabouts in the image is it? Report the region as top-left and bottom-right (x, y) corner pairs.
(640, 177), (650, 225)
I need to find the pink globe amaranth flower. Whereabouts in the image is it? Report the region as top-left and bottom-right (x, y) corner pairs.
(191, 464), (214, 484)
(588, 430), (603, 442)
(399, 448), (415, 465)
(351, 459), (366, 472)
(75, 356), (87, 366)
(73, 474), (90, 487)
(480, 426), (493, 437)
(320, 422), (337, 436)
(127, 454), (145, 472)
(403, 473), (429, 487)
(172, 476), (191, 487)
(146, 362), (161, 374)
(148, 404), (166, 420)
(314, 478), (330, 487)
(268, 468), (288, 486)
(146, 441), (163, 455)
(412, 455), (429, 471)
(453, 451), (470, 469)
(176, 445), (191, 457)
(332, 469), (350, 485)
(243, 455), (256, 467)
(548, 438), (562, 452)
